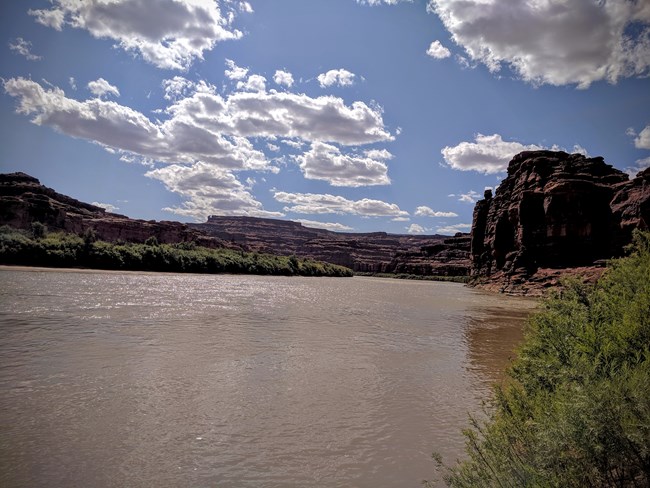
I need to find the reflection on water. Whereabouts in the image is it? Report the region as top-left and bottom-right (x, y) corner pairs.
(0, 267), (536, 488)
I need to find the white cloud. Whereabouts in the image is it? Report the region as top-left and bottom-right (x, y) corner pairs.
(146, 162), (282, 220)
(274, 191), (408, 218)
(5, 77), (393, 175)
(283, 139), (304, 150)
(91, 201), (119, 213)
(29, 0), (248, 70)
(625, 156), (650, 177)
(635, 125), (650, 149)
(236, 74), (267, 92)
(442, 133), (542, 174)
(87, 78), (120, 98)
(407, 223), (428, 234)
(225, 59), (249, 80)
(9, 38), (41, 61)
(428, 0), (650, 88)
(164, 80), (393, 146)
(414, 206), (458, 218)
(69, 77), (77, 90)
(448, 190), (481, 204)
(267, 143), (280, 152)
(392, 216), (410, 222)
(426, 40), (450, 59)
(294, 219), (353, 231)
(317, 69), (356, 88)
(273, 70), (294, 88)
(296, 142), (390, 187)
(4, 77), (270, 172)
(436, 223), (471, 235)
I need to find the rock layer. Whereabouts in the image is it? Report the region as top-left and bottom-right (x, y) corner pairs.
(0, 172), (471, 275)
(0, 172), (231, 249)
(470, 151), (650, 294)
(190, 216), (471, 275)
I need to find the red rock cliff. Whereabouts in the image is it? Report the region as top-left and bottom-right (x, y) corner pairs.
(470, 151), (650, 294)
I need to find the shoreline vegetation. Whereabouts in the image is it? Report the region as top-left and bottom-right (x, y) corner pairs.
(429, 231), (650, 487)
(0, 224), (353, 277)
(354, 271), (469, 283)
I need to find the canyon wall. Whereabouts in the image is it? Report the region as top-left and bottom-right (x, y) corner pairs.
(470, 151), (650, 294)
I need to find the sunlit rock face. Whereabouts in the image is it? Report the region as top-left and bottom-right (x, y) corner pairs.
(191, 216), (471, 275)
(470, 150), (650, 292)
(0, 172), (231, 249)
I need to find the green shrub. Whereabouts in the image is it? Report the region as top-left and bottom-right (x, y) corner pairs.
(0, 225), (353, 277)
(432, 231), (650, 487)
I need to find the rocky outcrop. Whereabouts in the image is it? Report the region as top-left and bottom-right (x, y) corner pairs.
(470, 151), (650, 294)
(0, 172), (232, 249)
(190, 216), (471, 275)
(0, 172), (471, 275)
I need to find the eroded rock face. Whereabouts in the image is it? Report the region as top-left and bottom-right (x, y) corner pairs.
(470, 151), (650, 293)
(0, 172), (471, 275)
(0, 172), (231, 249)
(191, 216), (471, 275)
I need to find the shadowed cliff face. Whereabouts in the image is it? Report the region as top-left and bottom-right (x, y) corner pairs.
(470, 150), (650, 294)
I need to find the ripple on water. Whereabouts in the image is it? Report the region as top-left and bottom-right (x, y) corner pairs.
(0, 268), (535, 488)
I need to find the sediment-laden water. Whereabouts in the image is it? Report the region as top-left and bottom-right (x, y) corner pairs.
(0, 267), (535, 487)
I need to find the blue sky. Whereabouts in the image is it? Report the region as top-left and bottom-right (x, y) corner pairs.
(1, 0), (649, 235)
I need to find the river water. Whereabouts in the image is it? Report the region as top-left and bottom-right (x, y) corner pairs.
(0, 267), (535, 488)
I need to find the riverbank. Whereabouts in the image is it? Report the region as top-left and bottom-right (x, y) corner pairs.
(0, 226), (353, 277)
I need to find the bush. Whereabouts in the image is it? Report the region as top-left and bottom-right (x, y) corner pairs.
(432, 231), (650, 488)
(0, 225), (353, 278)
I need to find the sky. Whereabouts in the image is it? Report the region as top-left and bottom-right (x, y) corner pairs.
(1, 0), (649, 236)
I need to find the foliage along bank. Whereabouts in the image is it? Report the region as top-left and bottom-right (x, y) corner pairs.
(430, 231), (650, 487)
(0, 225), (353, 277)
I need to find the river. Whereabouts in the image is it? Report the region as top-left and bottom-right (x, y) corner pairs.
(0, 267), (535, 487)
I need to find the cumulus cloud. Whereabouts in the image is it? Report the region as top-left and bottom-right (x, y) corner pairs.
(407, 223), (428, 234)
(4, 75), (397, 212)
(273, 69), (294, 88)
(414, 206), (458, 218)
(318, 69), (356, 88)
(426, 40), (450, 59)
(164, 78), (393, 146)
(146, 162), (282, 220)
(294, 219), (353, 231)
(448, 190), (481, 204)
(274, 191), (408, 218)
(225, 59), (249, 80)
(442, 133), (542, 174)
(436, 223), (471, 235)
(9, 38), (41, 61)
(236, 74), (267, 92)
(296, 142), (391, 187)
(634, 125), (650, 149)
(4, 77), (270, 172)
(5, 76), (392, 169)
(427, 0), (650, 88)
(29, 0), (248, 70)
(91, 201), (119, 213)
(87, 78), (120, 98)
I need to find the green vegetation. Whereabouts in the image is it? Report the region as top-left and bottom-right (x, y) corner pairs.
(354, 272), (469, 283)
(428, 231), (650, 487)
(0, 225), (353, 277)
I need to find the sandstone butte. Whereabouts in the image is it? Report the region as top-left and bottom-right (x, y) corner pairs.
(470, 150), (650, 295)
(0, 172), (470, 277)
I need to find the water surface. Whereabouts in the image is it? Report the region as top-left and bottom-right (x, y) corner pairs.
(0, 267), (535, 487)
